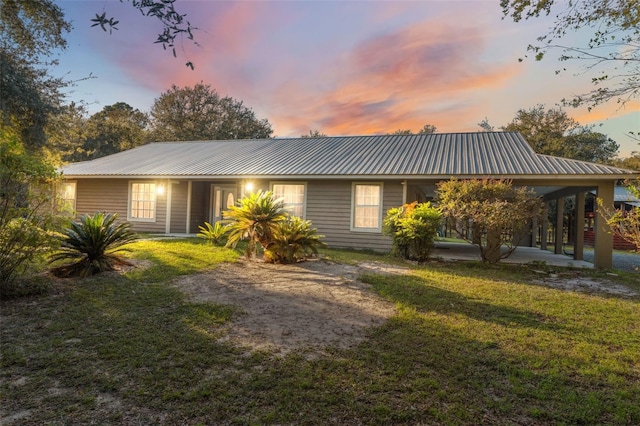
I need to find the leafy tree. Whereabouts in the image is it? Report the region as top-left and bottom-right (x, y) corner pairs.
(82, 103), (149, 160)
(50, 212), (138, 278)
(0, 0), (70, 151)
(389, 129), (413, 135)
(224, 190), (288, 260)
(612, 154), (640, 171)
(383, 202), (442, 261)
(300, 130), (327, 138)
(149, 83), (273, 141)
(388, 124), (438, 135)
(90, 0), (198, 69)
(502, 105), (619, 163)
(42, 102), (89, 164)
(437, 179), (542, 263)
(264, 216), (327, 264)
(418, 124), (438, 134)
(478, 118), (495, 132)
(0, 129), (59, 287)
(598, 179), (640, 253)
(501, 0), (639, 109)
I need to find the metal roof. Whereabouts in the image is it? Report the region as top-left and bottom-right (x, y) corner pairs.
(61, 132), (636, 179)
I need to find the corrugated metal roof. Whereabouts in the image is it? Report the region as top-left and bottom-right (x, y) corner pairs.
(61, 132), (636, 178)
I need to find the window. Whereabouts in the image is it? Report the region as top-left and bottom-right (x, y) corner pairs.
(272, 183), (306, 217)
(59, 181), (76, 214)
(129, 182), (157, 221)
(352, 183), (383, 232)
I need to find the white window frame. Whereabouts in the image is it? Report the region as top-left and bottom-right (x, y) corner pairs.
(351, 182), (383, 233)
(59, 180), (77, 215)
(128, 181), (157, 222)
(271, 182), (307, 218)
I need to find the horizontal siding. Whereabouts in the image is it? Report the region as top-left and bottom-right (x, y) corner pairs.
(75, 179), (166, 233)
(170, 181), (188, 233)
(306, 180), (403, 252)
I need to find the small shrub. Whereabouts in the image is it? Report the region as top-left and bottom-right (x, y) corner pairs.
(383, 202), (441, 261)
(197, 222), (229, 245)
(224, 190), (288, 260)
(50, 212), (138, 278)
(264, 216), (327, 264)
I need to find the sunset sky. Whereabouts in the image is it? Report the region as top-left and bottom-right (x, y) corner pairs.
(53, 0), (639, 157)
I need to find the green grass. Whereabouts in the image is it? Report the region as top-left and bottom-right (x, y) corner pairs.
(2, 239), (639, 424)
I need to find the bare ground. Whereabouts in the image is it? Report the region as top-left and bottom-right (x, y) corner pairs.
(173, 259), (404, 357)
(172, 259), (639, 357)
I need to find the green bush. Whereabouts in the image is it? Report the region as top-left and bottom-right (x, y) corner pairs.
(50, 212), (138, 277)
(1, 131), (60, 288)
(197, 221), (229, 246)
(264, 216), (327, 264)
(224, 190), (288, 260)
(383, 202), (441, 261)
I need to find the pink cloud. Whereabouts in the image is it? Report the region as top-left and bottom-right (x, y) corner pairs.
(269, 19), (522, 136)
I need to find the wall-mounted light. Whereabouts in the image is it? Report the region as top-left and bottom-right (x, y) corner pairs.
(156, 184), (165, 196)
(245, 182), (254, 192)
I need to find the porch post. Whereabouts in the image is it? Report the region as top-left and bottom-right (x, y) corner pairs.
(401, 180), (407, 205)
(594, 181), (614, 269)
(574, 191), (585, 261)
(555, 197), (564, 254)
(540, 202), (548, 250)
(165, 179), (172, 234)
(186, 181), (192, 234)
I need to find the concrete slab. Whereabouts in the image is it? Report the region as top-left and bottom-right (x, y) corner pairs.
(432, 242), (594, 268)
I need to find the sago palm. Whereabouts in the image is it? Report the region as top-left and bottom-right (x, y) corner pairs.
(264, 216), (327, 264)
(224, 190), (288, 259)
(50, 212), (138, 277)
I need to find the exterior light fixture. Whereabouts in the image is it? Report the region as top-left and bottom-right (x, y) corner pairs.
(156, 184), (165, 196)
(245, 182), (255, 192)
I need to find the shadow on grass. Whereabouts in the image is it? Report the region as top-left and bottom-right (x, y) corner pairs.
(2, 242), (639, 425)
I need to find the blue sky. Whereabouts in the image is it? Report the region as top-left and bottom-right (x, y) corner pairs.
(54, 0), (639, 156)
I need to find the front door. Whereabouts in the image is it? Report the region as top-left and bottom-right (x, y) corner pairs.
(210, 185), (237, 223)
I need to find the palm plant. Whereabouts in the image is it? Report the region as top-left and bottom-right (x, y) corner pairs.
(264, 216), (327, 264)
(224, 190), (288, 259)
(50, 212), (138, 277)
(197, 221), (229, 245)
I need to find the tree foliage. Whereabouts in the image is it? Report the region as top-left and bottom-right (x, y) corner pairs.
(501, 0), (639, 108)
(90, 0), (198, 69)
(383, 202), (442, 261)
(0, 129), (60, 287)
(149, 83), (273, 141)
(502, 104), (619, 163)
(300, 130), (327, 138)
(598, 179), (640, 253)
(82, 103), (149, 160)
(388, 124), (438, 135)
(0, 0), (70, 150)
(437, 179), (542, 263)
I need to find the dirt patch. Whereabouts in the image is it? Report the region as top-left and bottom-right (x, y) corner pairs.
(172, 259), (638, 356)
(173, 259), (403, 356)
(532, 275), (639, 298)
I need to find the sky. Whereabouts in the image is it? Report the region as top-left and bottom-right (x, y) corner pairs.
(53, 0), (639, 157)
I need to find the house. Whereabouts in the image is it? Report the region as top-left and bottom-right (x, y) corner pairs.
(60, 132), (638, 268)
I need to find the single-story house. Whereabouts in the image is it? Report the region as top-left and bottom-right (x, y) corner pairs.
(60, 132), (639, 268)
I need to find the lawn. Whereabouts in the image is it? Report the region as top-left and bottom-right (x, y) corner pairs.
(1, 239), (639, 425)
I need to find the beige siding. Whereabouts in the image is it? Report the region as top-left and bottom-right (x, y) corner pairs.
(75, 179), (166, 233)
(170, 181), (189, 233)
(306, 180), (403, 252)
